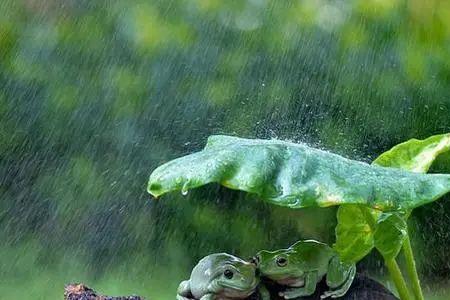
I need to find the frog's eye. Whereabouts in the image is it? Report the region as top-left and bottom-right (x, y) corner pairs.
(224, 269), (234, 279)
(276, 257), (288, 267)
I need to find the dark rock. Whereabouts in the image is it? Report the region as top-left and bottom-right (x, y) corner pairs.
(64, 283), (144, 300)
(251, 274), (398, 300)
(65, 275), (397, 300)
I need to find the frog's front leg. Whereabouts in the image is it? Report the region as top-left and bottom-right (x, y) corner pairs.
(259, 284), (271, 300)
(279, 271), (318, 299)
(177, 280), (194, 300)
(199, 294), (215, 300)
(322, 257), (356, 299)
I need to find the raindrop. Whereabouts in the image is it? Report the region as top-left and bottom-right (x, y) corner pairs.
(181, 182), (189, 196)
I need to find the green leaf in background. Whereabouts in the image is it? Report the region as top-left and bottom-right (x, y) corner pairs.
(335, 206), (407, 263)
(374, 213), (408, 260)
(148, 135), (450, 211)
(335, 133), (450, 263)
(373, 133), (450, 173)
(333, 205), (379, 263)
(371, 133), (450, 257)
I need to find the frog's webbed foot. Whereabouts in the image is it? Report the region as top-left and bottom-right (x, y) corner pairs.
(320, 289), (347, 299)
(280, 287), (315, 299)
(280, 288), (303, 299)
(321, 263), (356, 299)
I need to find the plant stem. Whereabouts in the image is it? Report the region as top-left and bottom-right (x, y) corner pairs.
(402, 235), (424, 300)
(385, 258), (412, 300)
(358, 206), (413, 300)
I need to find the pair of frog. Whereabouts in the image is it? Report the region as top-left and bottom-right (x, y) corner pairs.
(177, 240), (356, 300)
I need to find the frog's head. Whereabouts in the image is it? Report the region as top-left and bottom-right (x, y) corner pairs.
(191, 253), (259, 298)
(254, 248), (304, 283)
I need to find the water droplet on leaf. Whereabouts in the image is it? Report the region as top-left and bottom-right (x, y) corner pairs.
(181, 182), (189, 196)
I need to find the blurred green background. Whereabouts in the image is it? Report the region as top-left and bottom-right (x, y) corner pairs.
(1, 0), (450, 299)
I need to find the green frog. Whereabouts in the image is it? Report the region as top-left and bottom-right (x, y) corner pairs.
(255, 240), (355, 299)
(177, 253), (268, 300)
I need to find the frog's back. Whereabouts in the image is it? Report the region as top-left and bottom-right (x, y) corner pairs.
(290, 240), (334, 253)
(290, 240), (335, 271)
(190, 255), (216, 296)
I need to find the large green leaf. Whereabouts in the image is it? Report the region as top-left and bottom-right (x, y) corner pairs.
(148, 135), (450, 211)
